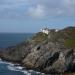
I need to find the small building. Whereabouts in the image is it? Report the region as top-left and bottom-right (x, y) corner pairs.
(41, 27), (59, 34)
(41, 27), (50, 35)
(55, 29), (59, 32)
(50, 29), (59, 32)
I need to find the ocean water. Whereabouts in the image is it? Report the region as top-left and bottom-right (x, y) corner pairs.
(0, 59), (45, 75)
(0, 33), (33, 48)
(0, 33), (45, 75)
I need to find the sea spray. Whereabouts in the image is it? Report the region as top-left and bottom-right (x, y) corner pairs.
(0, 59), (45, 75)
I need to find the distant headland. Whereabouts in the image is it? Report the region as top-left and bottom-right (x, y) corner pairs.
(0, 26), (75, 74)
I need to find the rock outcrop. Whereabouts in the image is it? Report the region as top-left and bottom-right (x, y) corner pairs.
(0, 26), (75, 74)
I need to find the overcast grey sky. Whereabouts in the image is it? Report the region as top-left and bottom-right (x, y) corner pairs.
(0, 0), (75, 33)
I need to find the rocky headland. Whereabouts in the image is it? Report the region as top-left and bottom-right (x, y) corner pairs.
(0, 26), (75, 74)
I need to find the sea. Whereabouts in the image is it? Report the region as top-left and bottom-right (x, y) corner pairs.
(0, 33), (45, 75)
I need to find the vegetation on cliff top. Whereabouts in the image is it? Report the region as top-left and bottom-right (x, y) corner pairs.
(32, 32), (48, 44)
(63, 27), (75, 48)
(30, 26), (75, 48)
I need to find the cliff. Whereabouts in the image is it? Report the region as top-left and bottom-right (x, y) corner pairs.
(0, 26), (75, 74)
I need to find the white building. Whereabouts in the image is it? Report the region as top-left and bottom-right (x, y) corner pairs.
(55, 29), (59, 32)
(41, 28), (50, 35)
(41, 27), (59, 34)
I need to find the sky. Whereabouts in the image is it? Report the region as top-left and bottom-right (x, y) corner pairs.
(0, 0), (75, 33)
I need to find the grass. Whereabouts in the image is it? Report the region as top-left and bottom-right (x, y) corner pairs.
(64, 38), (75, 48)
(64, 27), (75, 39)
(60, 27), (75, 48)
(32, 32), (48, 44)
(62, 73), (75, 75)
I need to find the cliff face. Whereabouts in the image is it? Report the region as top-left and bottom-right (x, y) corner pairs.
(0, 26), (75, 74)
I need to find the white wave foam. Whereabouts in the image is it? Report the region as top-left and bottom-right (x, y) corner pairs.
(0, 59), (14, 66)
(0, 58), (2, 61)
(7, 64), (24, 71)
(29, 70), (41, 74)
(36, 71), (41, 74)
(40, 72), (45, 75)
(7, 65), (18, 71)
(0, 60), (8, 64)
(22, 70), (31, 75)
(29, 70), (45, 75)
(29, 70), (34, 73)
(0, 59), (45, 75)
(7, 63), (32, 75)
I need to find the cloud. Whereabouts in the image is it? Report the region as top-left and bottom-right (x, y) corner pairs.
(0, 0), (29, 19)
(0, 0), (75, 19)
(36, 0), (75, 16)
(62, 0), (75, 16)
(27, 5), (46, 18)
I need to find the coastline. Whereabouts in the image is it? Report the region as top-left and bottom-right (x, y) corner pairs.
(0, 27), (75, 74)
(0, 58), (46, 75)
